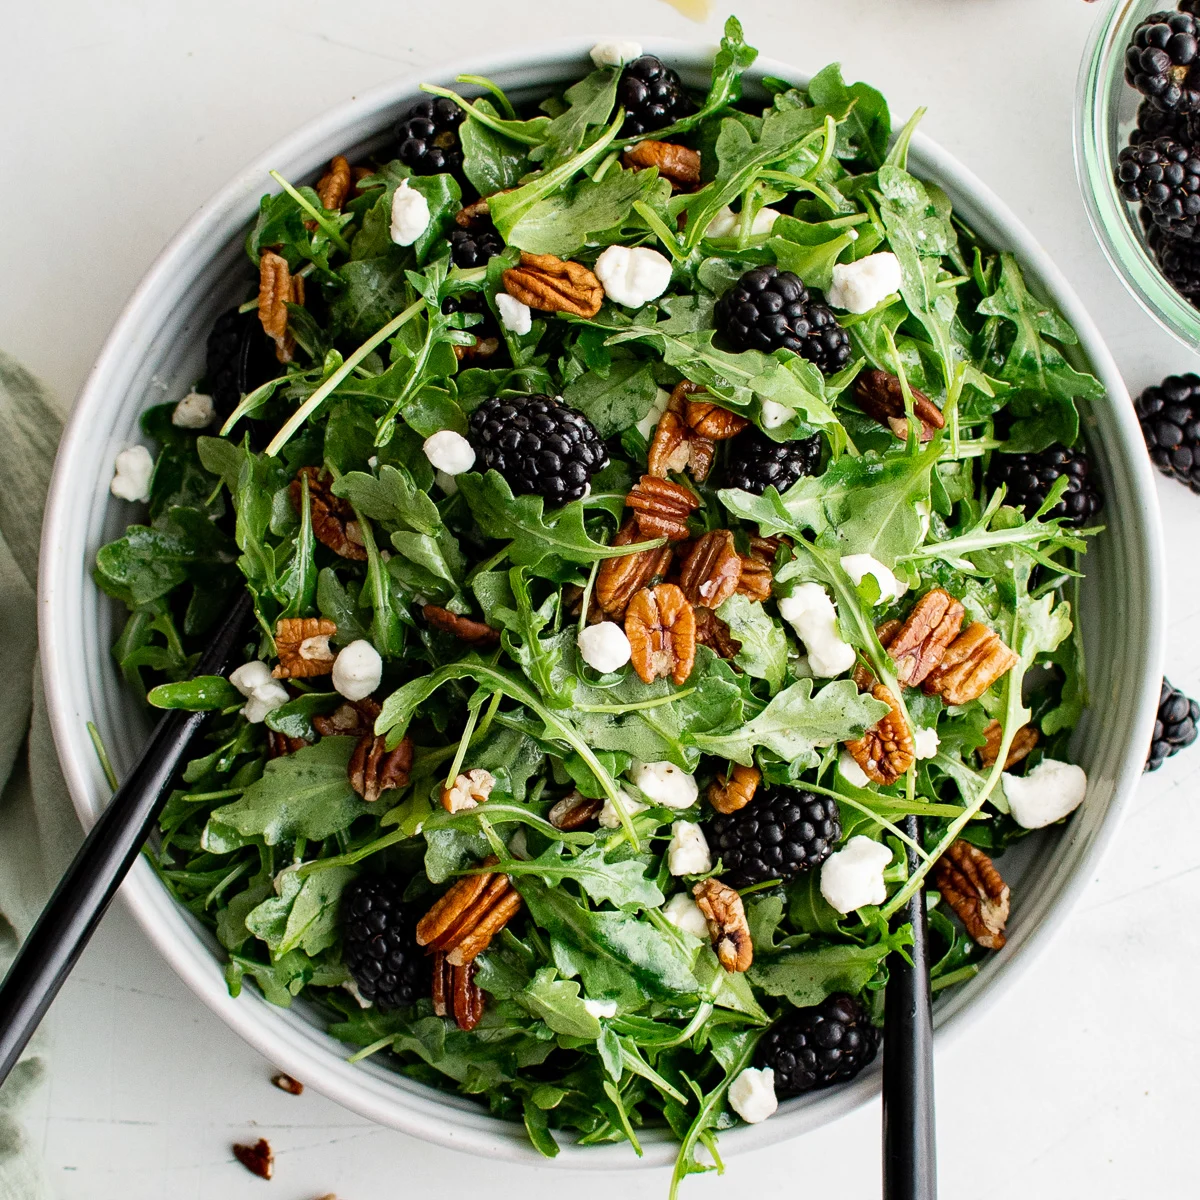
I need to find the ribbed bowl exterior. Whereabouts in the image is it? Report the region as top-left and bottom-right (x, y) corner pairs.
(40, 41), (1165, 1167)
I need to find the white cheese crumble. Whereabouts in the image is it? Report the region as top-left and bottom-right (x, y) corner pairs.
(171, 391), (215, 429)
(342, 978), (373, 1009)
(667, 820), (712, 876)
(728, 1067), (778, 1124)
(332, 639), (383, 702)
(227, 660), (290, 724)
(777, 583), (856, 677)
(110, 445), (154, 503)
(229, 661), (274, 697)
(583, 997), (618, 1018)
(422, 429), (476, 475)
(760, 399), (793, 429)
(598, 790), (648, 829)
(630, 760), (698, 809)
(826, 252), (903, 314)
(577, 621), (632, 673)
(838, 748), (871, 789)
(390, 179), (430, 246)
(820, 835), (894, 914)
(496, 292), (533, 335)
(590, 40), (643, 68)
(663, 893), (710, 939)
(594, 244), (672, 308)
(912, 726), (940, 760)
(1003, 758), (1088, 829)
(839, 553), (907, 604)
(637, 387), (672, 439)
(706, 204), (781, 239)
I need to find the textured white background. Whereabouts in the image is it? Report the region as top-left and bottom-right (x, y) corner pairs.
(6, 1), (1199, 1196)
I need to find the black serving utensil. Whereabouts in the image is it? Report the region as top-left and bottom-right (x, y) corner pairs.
(882, 814), (937, 1200)
(0, 592), (255, 1086)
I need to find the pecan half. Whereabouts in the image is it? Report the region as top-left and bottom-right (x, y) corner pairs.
(271, 1072), (304, 1095)
(502, 251), (604, 317)
(233, 1138), (273, 1180)
(854, 369), (946, 442)
(979, 720), (1039, 770)
(685, 398), (749, 440)
(888, 589), (965, 687)
(708, 763), (760, 814)
(736, 549), (774, 602)
(844, 684), (915, 785)
(350, 733), (413, 803)
(422, 604), (501, 646)
(622, 139), (702, 189)
(432, 950), (485, 1031)
(625, 583), (696, 686)
(648, 381), (716, 481)
(441, 767), (495, 814)
(923, 622), (1018, 706)
(595, 519), (674, 618)
(273, 616), (337, 678)
(258, 250), (304, 363)
(316, 155), (352, 212)
(267, 729), (308, 758)
(678, 530), (742, 610)
(291, 467), (367, 561)
(694, 606), (741, 660)
(417, 863), (523, 967)
(548, 791), (604, 831)
(313, 697), (380, 737)
(626, 475), (700, 540)
(454, 195), (492, 228)
(932, 840), (1010, 950)
(693, 878), (753, 972)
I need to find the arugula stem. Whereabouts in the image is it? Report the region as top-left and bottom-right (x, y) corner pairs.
(931, 963), (980, 992)
(347, 1034), (394, 1063)
(420, 83), (548, 145)
(633, 200), (686, 262)
(297, 828), (409, 876)
(575, 687), (696, 715)
(454, 73), (517, 120)
(268, 170), (351, 253)
(445, 695), (484, 788)
(86, 720), (119, 792)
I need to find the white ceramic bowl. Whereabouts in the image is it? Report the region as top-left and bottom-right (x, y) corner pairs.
(40, 39), (1166, 1168)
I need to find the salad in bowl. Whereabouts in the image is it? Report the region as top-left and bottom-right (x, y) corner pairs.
(92, 16), (1107, 1190)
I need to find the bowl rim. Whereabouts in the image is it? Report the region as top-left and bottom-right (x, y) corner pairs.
(1074, 0), (1200, 351)
(38, 34), (1166, 1169)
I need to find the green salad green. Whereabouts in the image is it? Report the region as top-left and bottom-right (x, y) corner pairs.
(94, 17), (1103, 1189)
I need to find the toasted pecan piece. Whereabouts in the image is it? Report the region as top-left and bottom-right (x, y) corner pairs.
(441, 768), (495, 814)
(350, 733), (413, 803)
(502, 251), (604, 317)
(844, 684), (916, 785)
(595, 519), (674, 618)
(708, 763), (760, 814)
(423, 604), (501, 645)
(854, 368), (945, 441)
(625, 583), (696, 686)
(273, 616), (337, 679)
(923, 622), (1018, 706)
(685, 398), (749, 440)
(677, 530), (742, 610)
(888, 589), (965, 687)
(432, 951), (485, 1031)
(693, 605), (742, 660)
(979, 720), (1039, 770)
(258, 251), (304, 363)
(622, 139), (702, 188)
(693, 879), (753, 972)
(648, 381), (716, 481)
(626, 475), (700, 541)
(291, 467), (367, 561)
(933, 840), (1010, 950)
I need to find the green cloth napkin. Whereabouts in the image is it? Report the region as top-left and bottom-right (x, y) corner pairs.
(0, 353), (74, 1200)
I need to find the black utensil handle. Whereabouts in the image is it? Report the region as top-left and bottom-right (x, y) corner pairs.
(0, 593), (254, 1084)
(882, 815), (937, 1200)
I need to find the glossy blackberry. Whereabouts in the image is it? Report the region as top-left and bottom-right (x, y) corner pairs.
(1125, 11), (1200, 114)
(986, 445), (1104, 526)
(448, 223), (504, 268)
(756, 993), (879, 1096)
(469, 394), (609, 505)
(395, 97), (465, 176)
(716, 266), (851, 374)
(707, 788), (841, 888)
(1116, 138), (1200, 239)
(340, 876), (427, 1011)
(723, 426), (822, 495)
(1129, 99), (1195, 145)
(617, 55), (693, 136)
(1146, 223), (1200, 300)
(1147, 677), (1200, 771)
(1136, 372), (1200, 490)
(204, 306), (279, 422)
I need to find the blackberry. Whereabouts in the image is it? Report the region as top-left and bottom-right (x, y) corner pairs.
(1129, 98), (1199, 145)
(1115, 138), (1200, 239)
(1146, 222), (1200, 301)
(1125, 11), (1200, 114)
(395, 97), (465, 176)
(707, 788), (841, 888)
(618, 55), (693, 136)
(1147, 677), (1200, 771)
(716, 266), (851, 374)
(1136, 372), (1200, 490)
(448, 223), (504, 269)
(757, 993), (880, 1096)
(723, 426), (822, 495)
(204, 305), (279, 422)
(986, 445), (1104, 526)
(468, 394), (609, 505)
(340, 876), (427, 1011)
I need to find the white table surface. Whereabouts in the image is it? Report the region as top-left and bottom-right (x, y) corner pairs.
(6, 0), (1199, 1196)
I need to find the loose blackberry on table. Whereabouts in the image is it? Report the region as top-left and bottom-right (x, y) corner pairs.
(1136, 372), (1200, 490)
(1125, 11), (1200, 114)
(340, 876), (427, 1010)
(617, 55), (693, 136)
(757, 993), (880, 1096)
(716, 265), (851, 374)
(468, 394), (609, 505)
(1115, 138), (1200, 239)
(723, 426), (822, 495)
(706, 788), (841, 888)
(1147, 678), (1200, 771)
(395, 96), (465, 176)
(986, 445), (1104, 526)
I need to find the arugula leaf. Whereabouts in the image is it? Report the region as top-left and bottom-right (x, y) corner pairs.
(515, 967), (604, 1039)
(147, 675), (241, 711)
(530, 67), (620, 166)
(562, 360), (661, 438)
(715, 594), (787, 692)
(461, 97), (531, 194)
(245, 864), (354, 958)
(496, 842), (664, 911)
(806, 63), (891, 167)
